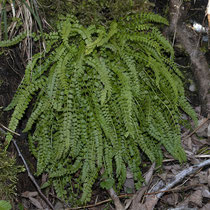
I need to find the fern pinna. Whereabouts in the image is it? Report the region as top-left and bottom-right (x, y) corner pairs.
(5, 13), (197, 204)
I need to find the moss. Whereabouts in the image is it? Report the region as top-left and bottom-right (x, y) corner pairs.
(38, 0), (152, 27)
(0, 146), (24, 201)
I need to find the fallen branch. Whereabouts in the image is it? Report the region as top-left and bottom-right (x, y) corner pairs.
(144, 184), (202, 195)
(142, 159), (210, 209)
(107, 188), (125, 210)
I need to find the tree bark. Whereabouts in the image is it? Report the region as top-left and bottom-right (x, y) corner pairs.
(165, 0), (210, 117)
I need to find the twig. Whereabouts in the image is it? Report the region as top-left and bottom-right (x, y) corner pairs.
(195, 154), (210, 158)
(64, 183), (203, 210)
(65, 194), (133, 210)
(144, 184), (202, 195)
(183, 117), (209, 139)
(0, 126), (54, 209)
(156, 159), (210, 198)
(107, 188), (125, 210)
(99, 169), (125, 210)
(12, 139), (55, 210)
(0, 123), (20, 136)
(162, 154), (210, 163)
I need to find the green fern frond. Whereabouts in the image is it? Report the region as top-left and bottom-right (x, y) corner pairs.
(0, 32), (27, 47)
(25, 52), (43, 84)
(4, 13), (197, 205)
(86, 56), (112, 104)
(179, 96), (198, 125)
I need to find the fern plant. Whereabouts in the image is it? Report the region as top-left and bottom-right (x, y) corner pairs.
(4, 13), (197, 205)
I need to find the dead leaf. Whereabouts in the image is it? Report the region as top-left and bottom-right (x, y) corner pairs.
(124, 168), (135, 193)
(128, 186), (148, 210)
(126, 167), (133, 179)
(54, 201), (65, 210)
(197, 171), (208, 184)
(188, 190), (202, 207)
(189, 177), (200, 186)
(162, 193), (178, 206)
(201, 202), (210, 210)
(164, 165), (173, 170)
(144, 163), (155, 184)
(21, 191), (38, 198)
(124, 178), (135, 193)
(41, 173), (48, 184)
(158, 173), (168, 181)
(144, 195), (159, 210)
(196, 118), (208, 137)
(183, 137), (193, 150)
(29, 197), (43, 209)
(202, 186), (210, 198)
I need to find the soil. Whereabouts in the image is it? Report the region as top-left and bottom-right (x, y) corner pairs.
(0, 49), (24, 123)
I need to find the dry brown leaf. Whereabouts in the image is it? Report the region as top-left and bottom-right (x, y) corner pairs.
(144, 163), (155, 184)
(21, 191), (38, 198)
(197, 171), (208, 184)
(188, 190), (203, 207)
(162, 193), (179, 206)
(41, 173), (48, 185)
(126, 168), (133, 179)
(164, 165), (173, 170)
(189, 177), (200, 186)
(29, 197), (43, 209)
(129, 163), (155, 210)
(196, 118), (209, 137)
(144, 195), (158, 210)
(54, 201), (65, 210)
(207, 123), (210, 137)
(202, 186), (210, 198)
(158, 173), (168, 181)
(201, 202), (210, 210)
(124, 168), (135, 193)
(124, 179), (135, 193)
(183, 137), (193, 150)
(177, 199), (190, 209)
(189, 157), (200, 165)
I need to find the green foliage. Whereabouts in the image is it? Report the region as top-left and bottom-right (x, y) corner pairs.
(38, 0), (153, 26)
(5, 13), (197, 205)
(0, 200), (12, 210)
(0, 146), (25, 201)
(0, 32), (27, 47)
(100, 178), (115, 190)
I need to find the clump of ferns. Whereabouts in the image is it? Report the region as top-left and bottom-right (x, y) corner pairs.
(4, 13), (197, 204)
